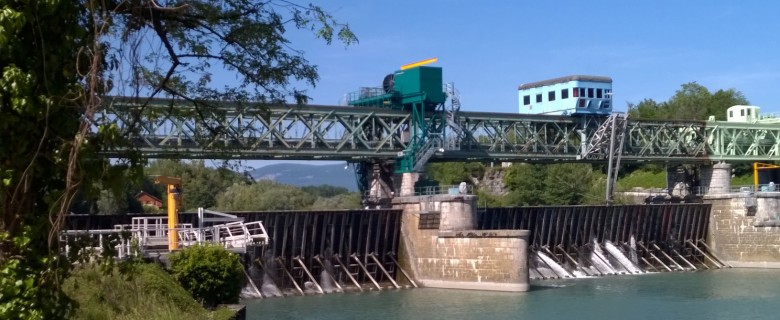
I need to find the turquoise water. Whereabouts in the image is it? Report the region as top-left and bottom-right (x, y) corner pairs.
(245, 269), (780, 320)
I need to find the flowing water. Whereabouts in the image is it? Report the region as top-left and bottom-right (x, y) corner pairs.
(590, 241), (617, 275)
(535, 251), (573, 278)
(604, 241), (642, 274)
(244, 269), (780, 320)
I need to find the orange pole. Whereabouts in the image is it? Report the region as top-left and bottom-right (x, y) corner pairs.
(754, 162), (759, 189)
(167, 184), (179, 251)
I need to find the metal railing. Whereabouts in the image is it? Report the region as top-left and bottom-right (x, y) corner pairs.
(60, 209), (269, 258)
(414, 184), (474, 196)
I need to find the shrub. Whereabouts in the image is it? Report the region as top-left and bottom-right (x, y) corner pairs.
(168, 244), (245, 307)
(64, 263), (215, 320)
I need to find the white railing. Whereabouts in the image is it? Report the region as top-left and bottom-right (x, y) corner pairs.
(415, 184), (474, 196)
(60, 209), (269, 258)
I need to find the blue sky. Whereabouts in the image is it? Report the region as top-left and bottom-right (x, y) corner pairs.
(252, 0), (780, 168)
(287, 0), (780, 114)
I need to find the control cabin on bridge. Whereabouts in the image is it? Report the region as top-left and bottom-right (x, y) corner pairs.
(518, 75), (613, 116)
(725, 105), (780, 124)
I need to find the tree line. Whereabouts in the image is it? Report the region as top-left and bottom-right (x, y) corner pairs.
(70, 160), (361, 214)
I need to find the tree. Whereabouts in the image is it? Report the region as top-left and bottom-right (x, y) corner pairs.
(503, 164), (546, 206)
(147, 160), (247, 211)
(169, 244), (245, 307)
(426, 162), (485, 185)
(301, 185), (350, 198)
(1, 1), (355, 318)
(501, 163), (607, 206)
(310, 193), (362, 210)
(216, 180), (316, 211)
(543, 164), (599, 205)
(0, 1), (88, 318)
(628, 82), (748, 121)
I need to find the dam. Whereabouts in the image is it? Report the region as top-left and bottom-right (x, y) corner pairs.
(64, 191), (745, 295)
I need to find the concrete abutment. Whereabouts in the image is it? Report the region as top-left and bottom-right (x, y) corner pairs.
(393, 194), (530, 292)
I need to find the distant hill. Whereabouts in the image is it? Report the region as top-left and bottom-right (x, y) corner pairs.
(249, 163), (358, 191)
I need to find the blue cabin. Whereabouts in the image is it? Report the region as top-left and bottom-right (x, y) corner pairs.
(518, 75), (613, 116)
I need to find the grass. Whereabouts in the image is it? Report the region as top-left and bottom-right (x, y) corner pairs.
(64, 263), (236, 320)
(616, 170), (667, 190)
(731, 174), (754, 187)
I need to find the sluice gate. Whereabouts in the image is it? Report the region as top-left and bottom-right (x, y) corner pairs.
(66, 209), (407, 297)
(477, 204), (727, 279)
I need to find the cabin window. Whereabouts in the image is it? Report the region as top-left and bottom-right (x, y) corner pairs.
(523, 95), (531, 105)
(747, 109), (751, 116)
(597, 89), (603, 98)
(741, 109), (745, 116)
(579, 88), (586, 97)
(548, 91), (555, 101)
(729, 111), (733, 118)
(536, 94), (542, 103)
(572, 88), (579, 98)
(587, 88), (594, 98)
(561, 88), (569, 99)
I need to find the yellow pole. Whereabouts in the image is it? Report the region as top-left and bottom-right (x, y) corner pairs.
(167, 184), (179, 251)
(754, 162), (759, 190)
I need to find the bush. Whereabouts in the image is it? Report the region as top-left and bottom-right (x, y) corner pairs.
(168, 244), (245, 307)
(64, 263), (229, 320)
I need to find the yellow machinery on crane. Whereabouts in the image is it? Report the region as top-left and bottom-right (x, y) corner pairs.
(153, 176), (182, 251)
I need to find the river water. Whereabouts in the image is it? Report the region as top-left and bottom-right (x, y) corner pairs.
(244, 269), (780, 320)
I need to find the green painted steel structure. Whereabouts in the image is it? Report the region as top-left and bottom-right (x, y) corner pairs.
(97, 96), (780, 163)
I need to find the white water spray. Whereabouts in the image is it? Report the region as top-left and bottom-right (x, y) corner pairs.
(604, 241), (642, 274)
(629, 235), (639, 266)
(590, 240), (617, 274)
(536, 251), (574, 278)
(260, 253), (283, 297)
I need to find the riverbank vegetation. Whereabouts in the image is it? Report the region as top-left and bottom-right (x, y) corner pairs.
(1, 0), (355, 318)
(64, 263), (235, 320)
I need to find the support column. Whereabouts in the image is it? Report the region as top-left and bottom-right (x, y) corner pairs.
(399, 172), (420, 196)
(700, 162), (731, 195)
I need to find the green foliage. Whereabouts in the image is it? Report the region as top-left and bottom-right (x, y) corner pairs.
(616, 169), (667, 190)
(2, 0), (355, 318)
(500, 163), (608, 206)
(168, 245), (245, 307)
(503, 164), (546, 206)
(301, 185), (350, 198)
(0, 227), (73, 319)
(64, 263), (233, 320)
(732, 174), (753, 187)
(628, 82), (749, 121)
(311, 192), (362, 210)
(0, 1), (86, 318)
(426, 162), (485, 185)
(146, 160), (248, 211)
(216, 180), (316, 211)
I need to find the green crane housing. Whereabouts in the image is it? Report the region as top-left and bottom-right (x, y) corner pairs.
(347, 66), (447, 173)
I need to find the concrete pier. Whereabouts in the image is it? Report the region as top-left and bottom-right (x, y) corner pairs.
(393, 194), (529, 292)
(705, 191), (780, 268)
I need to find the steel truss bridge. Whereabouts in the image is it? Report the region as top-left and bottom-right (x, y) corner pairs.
(98, 97), (780, 163)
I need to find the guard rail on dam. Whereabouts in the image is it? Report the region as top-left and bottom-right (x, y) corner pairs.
(65, 209), (409, 296)
(477, 204), (730, 279)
